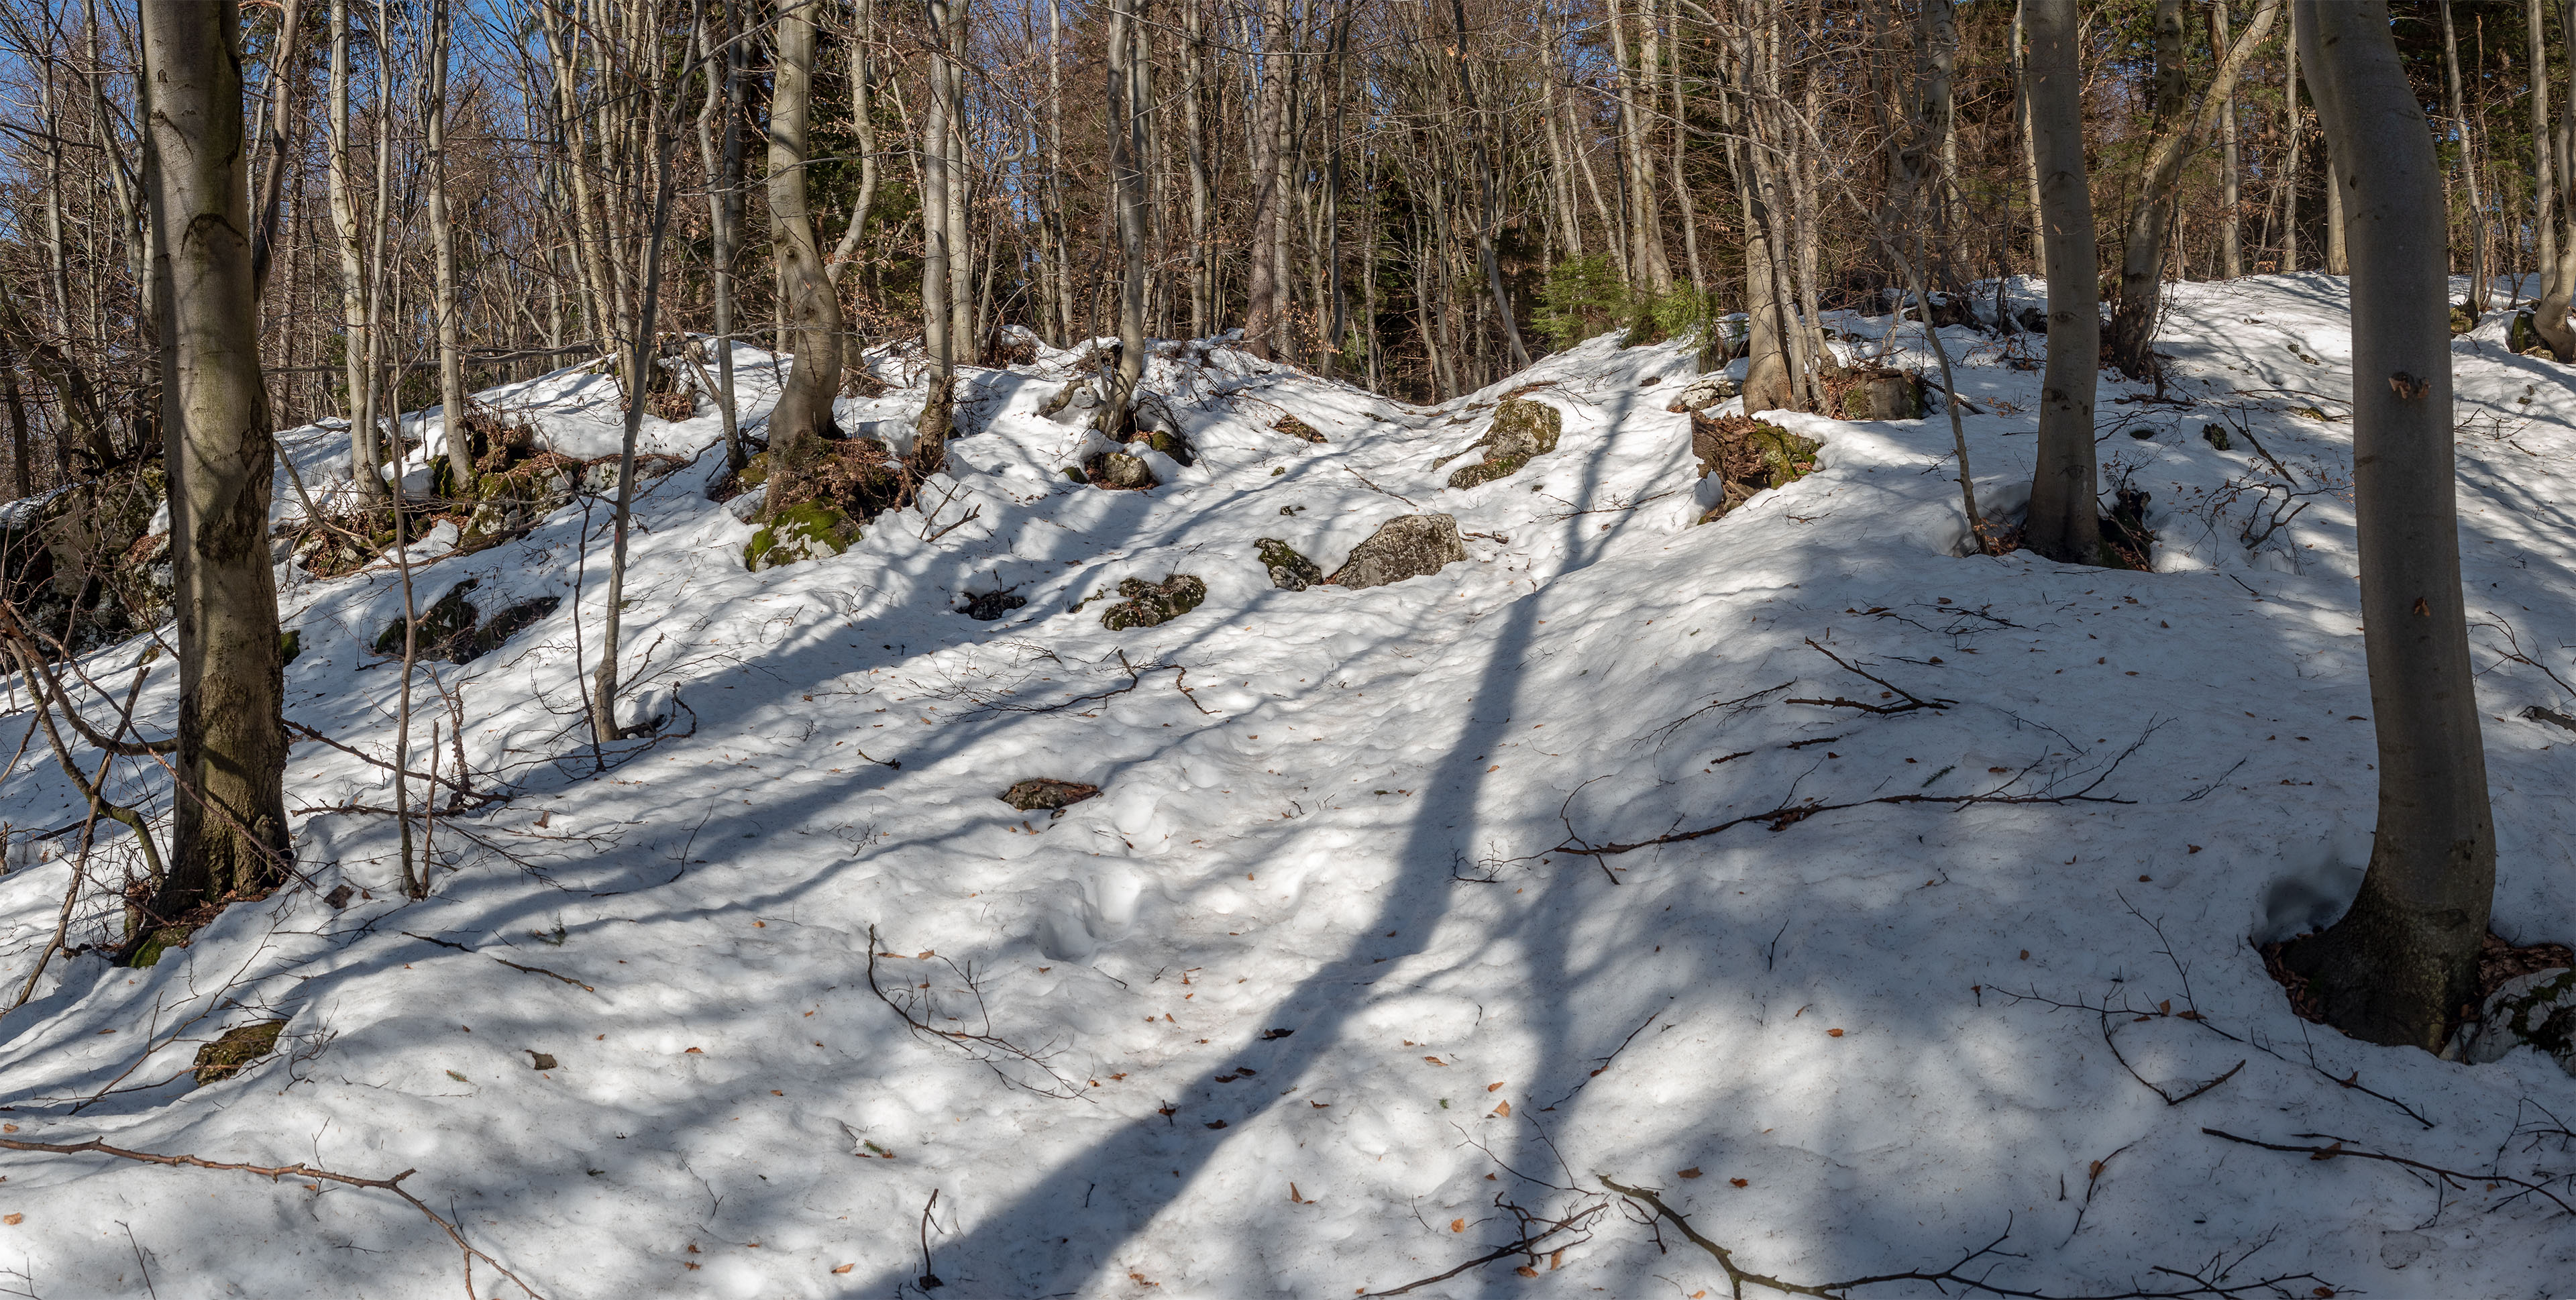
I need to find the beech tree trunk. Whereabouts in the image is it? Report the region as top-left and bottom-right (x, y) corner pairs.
(2280, 0), (2496, 1053)
(1240, 0), (1288, 357)
(1102, 0), (1149, 432)
(327, 0), (381, 500)
(139, 0), (290, 923)
(765, 0), (847, 498)
(2214, 1), (2242, 280)
(427, 0), (472, 490)
(916, 0), (959, 470)
(2108, 0), (2279, 379)
(2023, 0), (2100, 566)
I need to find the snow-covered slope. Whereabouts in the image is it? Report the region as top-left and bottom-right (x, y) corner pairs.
(1, 276), (2571, 1297)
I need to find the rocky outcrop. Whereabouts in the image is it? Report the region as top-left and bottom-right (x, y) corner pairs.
(2459, 967), (2576, 1075)
(1329, 514), (1467, 590)
(1087, 451), (1158, 491)
(1690, 415), (1822, 525)
(1835, 368), (1923, 421)
(1000, 778), (1101, 812)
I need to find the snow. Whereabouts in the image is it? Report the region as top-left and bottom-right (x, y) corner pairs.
(1, 275), (2573, 1296)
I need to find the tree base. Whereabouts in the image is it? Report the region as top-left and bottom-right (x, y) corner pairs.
(2278, 884), (2482, 1053)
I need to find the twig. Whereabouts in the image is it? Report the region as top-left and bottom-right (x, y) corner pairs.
(1340, 464), (1417, 506)
(1601, 1177), (2329, 1298)
(2201, 1128), (2576, 1216)
(1356, 1197), (1605, 1297)
(1785, 639), (1955, 714)
(0, 1135), (544, 1297)
(865, 925), (1085, 1099)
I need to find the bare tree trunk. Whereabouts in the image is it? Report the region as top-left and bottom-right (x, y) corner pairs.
(2023, 0), (2100, 566)
(827, 0), (882, 292)
(1448, 0), (1529, 370)
(427, 0), (472, 490)
(1241, 0), (1289, 358)
(2437, 0), (2485, 309)
(327, 0), (380, 500)
(916, 0), (958, 468)
(2279, 0), (2496, 1054)
(2214, 0), (2243, 280)
(942, 1), (973, 365)
(696, 0), (747, 472)
(588, 13), (684, 749)
(765, 0), (847, 494)
(2529, 0), (2576, 357)
(1103, 0), (1150, 433)
(138, 0), (290, 924)
(2279, 11), (2302, 272)
(1184, 0), (1211, 339)
(2108, 0), (2279, 379)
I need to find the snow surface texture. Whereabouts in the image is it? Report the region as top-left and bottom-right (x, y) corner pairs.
(1, 275), (2572, 1297)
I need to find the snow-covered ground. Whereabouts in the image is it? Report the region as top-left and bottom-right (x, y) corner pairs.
(1, 274), (2571, 1297)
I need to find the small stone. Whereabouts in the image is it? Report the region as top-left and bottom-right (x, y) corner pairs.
(2200, 424), (2233, 451)
(1839, 370), (1922, 421)
(1271, 414), (1327, 444)
(527, 1050), (558, 1071)
(1001, 779), (1101, 812)
(1666, 373), (1741, 413)
(324, 884), (356, 909)
(1329, 514), (1468, 590)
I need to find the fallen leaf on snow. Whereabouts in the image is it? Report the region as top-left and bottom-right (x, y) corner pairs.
(1676, 1167), (1702, 1179)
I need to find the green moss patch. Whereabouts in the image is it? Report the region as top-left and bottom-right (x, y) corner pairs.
(1257, 539), (1325, 591)
(193, 1020), (288, 1086)
(1444, 398), (1562, 488)
(745, 500), (859, 572)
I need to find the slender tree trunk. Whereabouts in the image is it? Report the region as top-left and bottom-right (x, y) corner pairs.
(2023, 0), (2100, 566)
(827, 0), (882, 290)
(916, 0), (958, 468)
(1184, 0), (1212, 339)
(327, 0), (380, 500)
(2530, 0), (2576, 356)
(1241, 0), (1289, 357)
(2437, 0), (2484, 309)
(765, 0), (848, 496)
(1103, 0), (1150, 433)
(2214, 1), (2243, 280)
(138, 0), (290, 925)
(2281, 12), (2302, 272)
(697, 0), (747, 472)
(427, 0), (472, 490)
(1448, 0), (1529, 370)
(2279, 0), (2496, 1054)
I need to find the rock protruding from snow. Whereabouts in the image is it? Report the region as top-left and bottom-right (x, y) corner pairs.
(1837, 369), (1923, 421)
(1089, 451), (1158, 490)
(1000, 778), (1101, 812)
(1101, 574), (1206, 629)
(1257, 538), (1324, 591)
(1446, 397), (1562, 487)
(2463, 967), (2576, 1073)
(1329, 514), (1468, 590)
(1665, 372), (1741, 412)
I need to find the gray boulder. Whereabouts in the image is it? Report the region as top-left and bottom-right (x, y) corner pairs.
(1330, 514), (1468, 590)
(2461, 967), (2576, 1074)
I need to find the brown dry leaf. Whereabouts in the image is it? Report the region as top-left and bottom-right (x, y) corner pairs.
(686, 1244), (700, 1254)
(1550, 1248), (1565, 1270)
(1514, 1266), (1540, 1278)
(684, 1046), (704, 1054)
(833, 1264), (855, 1275)
(1450, 1218), (1466, 1233)
(1729, 1178), (1748, 1188)
(1423, 1056), (1447, 1066)
(2310, 1142), (2345, 1162)
(1491, 1100), (1512, 1118)
(1676, 1167), (1702, 1179)
(1486, 1080), (1505, 1092)
(0, 1124), (12, 1133)
(1289, 1183), (1308, 1204)
(2089, 1160), (2104, 1180)
(1827, 1028), (1845, 1038)
(1, 1215), (19, 1226)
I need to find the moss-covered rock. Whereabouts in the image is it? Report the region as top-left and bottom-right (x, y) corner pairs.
(1257, 538), (1325, 591)
(192, 1019), (288, 1086)
(1689, 415), (1821, 523)
(128, 924), (195, 969)
(744, 500), (859, 572)
(1328, 514), (1468, 590)
(2201, 424), (2233, 451)
(1000, 778), (1101, 812)
(1101, 574), (1206, 630)
(962, 589), (1027, 620)
(278, 629), (302, 665)
(2464, 967), (2576, 1072)
(1446, 398), (1562, 488)
(2451, 304), (2479, 336)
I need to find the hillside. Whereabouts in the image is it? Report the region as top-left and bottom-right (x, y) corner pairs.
(1, 274), (2572, 1297)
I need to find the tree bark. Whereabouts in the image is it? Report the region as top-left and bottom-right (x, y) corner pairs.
(427, 0), (472, 490)
(138, 0), (290, 924)
(765, 0), (847, 499)
(2437, 0), (2484, 309)
(1240, 0), (1289, 357)
(2214, 1), (2242, 280)
(326, 0), (380, 500)
(1102, 0), (1150, 433)
(2279, 0), (2496, 1053)
(2023, 0), (2100, 566)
